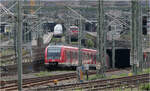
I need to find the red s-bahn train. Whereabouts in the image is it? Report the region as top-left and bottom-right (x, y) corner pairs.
(69, 25), (79, 38)
(45, 45), (110, 68)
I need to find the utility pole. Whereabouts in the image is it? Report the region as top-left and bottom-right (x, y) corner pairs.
(17, 0), (23, 90)
(14, 22), (17, 64)
(131, 0), (137, 75)
(131, 0), (142, 75)
(146, 0), (149, 49)
(77, 0), (84, 82)
(97, 0), (100, 73)
(68, 11), (71, 44)
(37, 0), (43, 47)
(138, 1), (143, 72)
(112, 25), (116, 69)
(78, 12), (82, 67)
(97, 0), (106, 77)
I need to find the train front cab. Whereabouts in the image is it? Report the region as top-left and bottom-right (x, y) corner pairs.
(45, 46), (62, 67)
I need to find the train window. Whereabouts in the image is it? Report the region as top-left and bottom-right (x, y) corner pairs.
(82, 53), (86, 63)
(87, 53), (90, 59)
(90, 53), (92, 60)
(70, 26), (79, 31)
(72, 52), (76, 59)
(89, 53), (92, 61)
(71, 51), (77, 63)
(93, 55), (96, 61)
(66, 50), (70, 61)
(75, 52), (78, 59)
(47, 47), (61, 59)
(85, 53), (89, 60)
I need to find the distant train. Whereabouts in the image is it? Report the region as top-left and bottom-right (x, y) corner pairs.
(45, 45), (110, 68)
(53, 24), (63, 37)
(69, 25), (79, 38)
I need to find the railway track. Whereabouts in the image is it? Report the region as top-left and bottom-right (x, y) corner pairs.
(0, 68), (130, 91)
(0, 71), (95, 91)
(47, 73), (150, 91)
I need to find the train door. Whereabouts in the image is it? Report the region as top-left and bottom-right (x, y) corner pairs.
(63, 49), (66, 63)
(93, 54), (96, 64)
(75, 51), (78, 65)
(91, 54), (94, 64)
(70, 51), (73, 64)
(66, 50), (71, 65)
(72, 51), (77, 65)
(85, 53), (89, 64)
(89, 53), (93, 64)
(88, 53), (92, 64)
(82, 52), (86, 64)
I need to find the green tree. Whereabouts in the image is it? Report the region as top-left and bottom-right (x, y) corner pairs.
(86, 39), (94, 48)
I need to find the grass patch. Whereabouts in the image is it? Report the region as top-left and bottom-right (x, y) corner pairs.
(135, 68), (150, 75)
(142, 68), (150, 74)
(140, 83), (150, 90)
(51, 37), (62, 43)
(110, 75), (119, 79)
(34, 71), (75, 77)
(110, 73), (128, 79)
(119, 73), (128, 77)
(74, 88), (82, 91)
(109, 68), (150, 79)
(34, 71), (53, 77)
(114, 87), (138, 91)
(71, 42), (78, 45)
(89, 74), (106, 80)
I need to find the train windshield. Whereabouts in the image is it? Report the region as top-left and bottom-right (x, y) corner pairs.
(47, 47), (61, 59)
(70, 28), (78, 31)
(70, 26), (79, 31)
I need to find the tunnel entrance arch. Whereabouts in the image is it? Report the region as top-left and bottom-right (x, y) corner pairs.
(107, 49), (130, 68)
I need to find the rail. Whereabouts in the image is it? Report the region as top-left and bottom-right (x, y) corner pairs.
(48, 73), (150, 90)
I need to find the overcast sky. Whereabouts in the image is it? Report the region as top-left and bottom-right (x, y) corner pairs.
(0, 0), (149, 1)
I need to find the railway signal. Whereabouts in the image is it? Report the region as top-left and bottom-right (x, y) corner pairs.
(142, 16), (147, 35)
